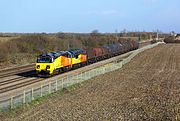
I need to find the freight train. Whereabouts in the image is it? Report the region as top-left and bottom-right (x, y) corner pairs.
(36, 39), (139, 76)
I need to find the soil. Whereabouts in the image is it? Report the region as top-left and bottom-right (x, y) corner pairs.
(0, 44), (180, 121)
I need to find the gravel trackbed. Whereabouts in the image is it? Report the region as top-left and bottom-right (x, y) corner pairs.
(0, 44), (180, 121)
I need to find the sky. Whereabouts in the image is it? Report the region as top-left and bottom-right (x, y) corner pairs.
(0, 0), (180, 33)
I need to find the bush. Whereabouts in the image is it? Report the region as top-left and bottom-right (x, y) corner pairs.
(0, 42), (9, 62)
(11, 35), (50, 53)
(0, 33), (138, 65)
(164, 36), (180, 43)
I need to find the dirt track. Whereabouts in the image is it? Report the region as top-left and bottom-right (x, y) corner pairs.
(1, 44), (180, 121)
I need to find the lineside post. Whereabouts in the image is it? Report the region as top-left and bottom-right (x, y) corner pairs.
(31, 88), (34, 101)
(119, 61), (122, 68)
(40, 85), (43, 97)
(49, 82), (51, 94)
(81, 72), (83, 82)
(103, 67), (105, 74)
(92, 70), (94, 77)
(67, 75), (69, 87)
(55, 80), (58, 91)
(86, 72), (87, 79)
(89, 71), (90, 79)
(10, 96), (13, 109)
(75, 74), (78, 83)
(61, 78), (64, 89)
(23, 90), (26, 104)
(85, 72), (87, 80)
(94, 70), (95, 76)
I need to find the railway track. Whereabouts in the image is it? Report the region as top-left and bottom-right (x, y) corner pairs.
(0, 70), (36, 87)
(0, 78), (44, 94)
(0, 64), (34, 73)
(0, 66), (38, 94)
(0, 75), (40, 94)
(0, 67), (34, 78)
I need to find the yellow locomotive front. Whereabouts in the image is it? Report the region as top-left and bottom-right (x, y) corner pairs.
(36, 54), (55, 75)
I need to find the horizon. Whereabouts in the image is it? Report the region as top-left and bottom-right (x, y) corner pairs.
(0, 0), (180, 33)
(0, 31), (172, 34)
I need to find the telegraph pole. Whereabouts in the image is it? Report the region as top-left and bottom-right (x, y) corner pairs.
(115, 29), (118, 42)
(156, 29), (159, 40)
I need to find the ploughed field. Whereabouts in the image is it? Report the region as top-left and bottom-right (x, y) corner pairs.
(1, 44), (180, 120)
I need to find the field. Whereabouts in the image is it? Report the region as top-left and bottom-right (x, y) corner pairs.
(0, 44), (180, 120)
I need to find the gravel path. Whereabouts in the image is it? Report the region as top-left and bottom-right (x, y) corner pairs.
(0, 44), (180, 121)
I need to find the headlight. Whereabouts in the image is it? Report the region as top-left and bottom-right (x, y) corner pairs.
(46, 65), (50, 69)
(36, 65), (40, 69)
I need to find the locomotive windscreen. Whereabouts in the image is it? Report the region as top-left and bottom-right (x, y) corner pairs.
(37, 56), (53, 63)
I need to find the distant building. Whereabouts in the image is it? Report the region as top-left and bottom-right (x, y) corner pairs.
(170, 31), (176, 36)
(175, 34), (180, 40)
(176, 34), (180, 37)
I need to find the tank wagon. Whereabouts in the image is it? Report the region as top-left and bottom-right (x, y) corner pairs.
(36, 39), (139, 76)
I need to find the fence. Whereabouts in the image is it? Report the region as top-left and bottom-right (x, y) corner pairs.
(0, 42), (164, 112)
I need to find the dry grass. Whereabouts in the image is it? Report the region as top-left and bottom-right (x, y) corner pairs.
(0, 37), (20, 43)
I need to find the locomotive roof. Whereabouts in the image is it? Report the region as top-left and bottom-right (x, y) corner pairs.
(68, 48), (85, 55)
(40, 51), (65, 58)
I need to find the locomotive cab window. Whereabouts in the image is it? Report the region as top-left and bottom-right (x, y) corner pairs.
(67, 54), (71, 58)
(37, 56), (53, 63)
(75, 54), (79, 59)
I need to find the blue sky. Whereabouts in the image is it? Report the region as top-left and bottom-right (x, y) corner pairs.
(0, 0), (179, 33)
